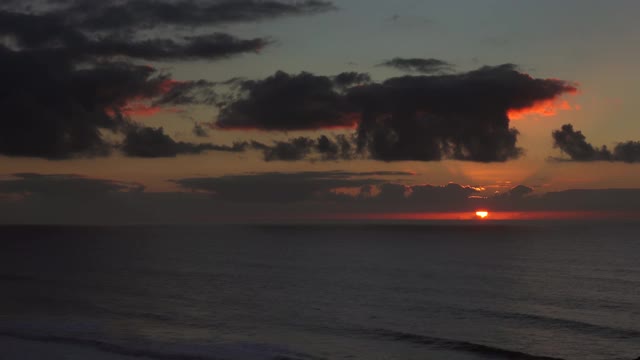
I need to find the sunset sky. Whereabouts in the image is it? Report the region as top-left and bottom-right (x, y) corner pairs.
(2, 0), (640, 224)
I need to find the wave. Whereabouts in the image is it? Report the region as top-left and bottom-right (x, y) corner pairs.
(0, 330), (315, 360)
(360, 328), (565, 360)
(474, 308), (640, 339)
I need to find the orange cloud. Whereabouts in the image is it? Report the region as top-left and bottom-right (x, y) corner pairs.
(507, 79), (578, 120)
(508, 98), (576, 120)
(121, 104), (180, 117)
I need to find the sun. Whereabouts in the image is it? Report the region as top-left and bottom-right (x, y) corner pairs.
(475, 210), (489, 219)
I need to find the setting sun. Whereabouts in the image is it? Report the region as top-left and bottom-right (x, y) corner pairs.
(475, 211), (489, 219)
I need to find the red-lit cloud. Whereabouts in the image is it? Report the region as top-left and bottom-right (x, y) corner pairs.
(508, 96), (578, 120)
(104, 78), (188, 117)
(121, 104), (181, 117)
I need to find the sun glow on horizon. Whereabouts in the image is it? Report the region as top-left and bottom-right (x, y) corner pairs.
(475, 211), (489, 219)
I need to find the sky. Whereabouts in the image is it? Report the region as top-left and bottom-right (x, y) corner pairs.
(1, 0), (640, 224)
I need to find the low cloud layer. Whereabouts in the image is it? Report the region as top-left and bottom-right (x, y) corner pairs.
(3, 171), (640, 224)
(163, 171), (502, 210)
(0, 173), (144, 196)
(173, 171), (407, 203)
(552, 124), (640, 163)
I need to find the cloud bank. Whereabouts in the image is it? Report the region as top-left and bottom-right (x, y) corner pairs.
(2, 172), (640, 224)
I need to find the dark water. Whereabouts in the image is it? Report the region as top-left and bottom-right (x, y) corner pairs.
(0, 223), (639, 360)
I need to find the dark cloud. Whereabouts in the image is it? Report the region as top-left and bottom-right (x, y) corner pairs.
(0, 53), (160, 158)
(378, 57), (453, 74)
(508, 185), (534, 198)
(173, 171), (395, 203)
(0, 173), (174, 225)
(492, 185), (534, 204)
(71, 62), (170, 110)
(0, 11), (268, 61)
(0, 11), (82, 50)
(410, 183), (479, 203)
(260, 137), (315, 161)
(153, 172), (496, 219)
(358, 182), (482, 212)
(216, 65), (575, 162)
(551, 124), (611, 161)
(0, 173), (144, 196)
(154, 80), (218, 106)
(1, 0), (575, 165)
(0, 46), (239, 159)
(333, 72), (371, 89)
(552, 124), (640, 163)
(0, 171), (418, 224)
(375, 183), (410, 201)
(0, 1), (334, 159)
(216, 71), (359, 130)
(49, 0), (336, 31)
(4, 171), (640, 224)
(349, 64), (576, 162)
(121, 126), (247, 158)
(612, 141), (640, 163)
(251, 135), (355, 161)
(316, 135), (355, 160)
(524, 189), (640, 212)
(172, 171), (483, 211)
(80, 33), (269, 61)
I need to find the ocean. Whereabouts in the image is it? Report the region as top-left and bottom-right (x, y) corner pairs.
(0, 223), (638, 360)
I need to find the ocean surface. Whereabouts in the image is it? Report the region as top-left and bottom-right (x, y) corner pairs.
(0, 223), (639, 360)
